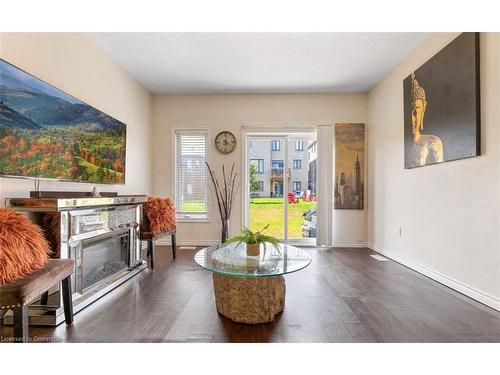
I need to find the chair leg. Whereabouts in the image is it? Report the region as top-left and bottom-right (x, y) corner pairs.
(40, 291), (49, 305)
(61, 276), (73, 325)
(147, 240), (155, 269)
(0, 309), (5, 334)
(151, 240), (156, 268)
(13, 305), (29, 342)
(171, 233), (177, 259)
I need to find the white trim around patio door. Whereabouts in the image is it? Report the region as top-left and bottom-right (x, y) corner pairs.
(242, 125), (318, 246)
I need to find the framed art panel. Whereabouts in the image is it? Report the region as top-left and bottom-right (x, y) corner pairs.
(0, 59), (126, 184)
(334, 123), (365, 210)
(403, 32), (480, 169)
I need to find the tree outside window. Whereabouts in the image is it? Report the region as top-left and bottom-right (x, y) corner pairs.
(249, 163), (260, 202)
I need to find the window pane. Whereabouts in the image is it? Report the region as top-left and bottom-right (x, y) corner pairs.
(272, 160), (283, 168)
(287, 136), (316, 240)
(250, 159), (264, 173)
(175, 130), (208, 219)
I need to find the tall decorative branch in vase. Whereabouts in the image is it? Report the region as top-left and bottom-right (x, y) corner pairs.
(206, 162), (239, 243)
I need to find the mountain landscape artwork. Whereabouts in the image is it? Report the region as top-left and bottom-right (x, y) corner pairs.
(0, 59), (126, 183)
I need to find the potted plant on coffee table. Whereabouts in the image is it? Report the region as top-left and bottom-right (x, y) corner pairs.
(225, 224), (280, 256)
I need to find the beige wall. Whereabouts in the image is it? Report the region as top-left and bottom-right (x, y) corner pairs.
(152, 93), (368, 245)
(367, 33), (500, 310)
(0, 33), (153, 204)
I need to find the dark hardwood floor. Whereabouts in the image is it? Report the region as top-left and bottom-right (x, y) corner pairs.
(2, 247), (500, 342)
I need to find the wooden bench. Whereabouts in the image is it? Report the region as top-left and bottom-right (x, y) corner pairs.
(0, 259), (74, 342)
(141, 229), (176, 269)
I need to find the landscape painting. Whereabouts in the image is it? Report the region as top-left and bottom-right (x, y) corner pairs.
(403, 32), (480, 169)
(334, 123), (364, 210)
(0, 59), (126, 183)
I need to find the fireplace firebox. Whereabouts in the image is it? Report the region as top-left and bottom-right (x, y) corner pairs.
(77, 230), (130, 292)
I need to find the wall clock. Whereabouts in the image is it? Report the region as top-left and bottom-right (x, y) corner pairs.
(215, 131), (237, 154)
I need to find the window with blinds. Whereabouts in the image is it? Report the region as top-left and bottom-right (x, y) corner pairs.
(174, 130), (208, 219)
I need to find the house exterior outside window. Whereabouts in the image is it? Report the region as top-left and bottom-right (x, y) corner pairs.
(248, 139), (310, 198)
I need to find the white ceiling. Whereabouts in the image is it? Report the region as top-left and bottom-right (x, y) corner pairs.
(91, 33), (429, 94)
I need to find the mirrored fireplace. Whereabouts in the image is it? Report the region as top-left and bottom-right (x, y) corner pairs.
(5, 195), (148, 326)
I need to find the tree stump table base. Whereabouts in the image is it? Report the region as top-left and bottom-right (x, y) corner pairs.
(212, 273), (285, 324)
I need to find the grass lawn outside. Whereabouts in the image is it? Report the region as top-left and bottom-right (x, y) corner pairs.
(179, 198), (314, 239)
(249, 197), (315, 239)
(180, 200), (206, 213)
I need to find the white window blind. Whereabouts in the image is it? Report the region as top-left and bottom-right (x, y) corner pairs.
(174, 130), (208, 219)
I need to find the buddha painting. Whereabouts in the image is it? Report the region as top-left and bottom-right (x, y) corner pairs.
(403, 33), (480, 169)
(407, 72), (444, 167)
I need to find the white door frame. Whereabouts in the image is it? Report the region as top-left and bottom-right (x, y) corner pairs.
(242, 126), (317, 245)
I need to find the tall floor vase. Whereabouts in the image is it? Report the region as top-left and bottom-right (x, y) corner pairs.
(221, 219), (229, 243)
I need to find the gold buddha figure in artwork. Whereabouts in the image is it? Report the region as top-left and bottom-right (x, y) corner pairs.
(408, 72), (444, 167)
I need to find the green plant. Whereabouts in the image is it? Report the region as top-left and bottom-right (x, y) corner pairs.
(225, 224), (280, 250)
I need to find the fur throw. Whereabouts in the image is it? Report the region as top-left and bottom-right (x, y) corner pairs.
(142, 197), (176, 235)
(41, 213), (61, 258)
(0, 208), (50, 285)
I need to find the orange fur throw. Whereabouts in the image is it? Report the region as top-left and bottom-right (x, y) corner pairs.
(0, 208), (50, 285)
(41, 213), (61, 258)
(142, 197), (176, 235)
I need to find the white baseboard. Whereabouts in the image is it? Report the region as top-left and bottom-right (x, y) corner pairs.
(332, 241), (367, 248)
(154, 238), (219, 247)
(367, 242), (500, 312)
(156, 238), (368, 248)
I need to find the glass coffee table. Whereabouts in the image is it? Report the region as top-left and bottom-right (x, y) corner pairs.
(194, 242), (311, 324)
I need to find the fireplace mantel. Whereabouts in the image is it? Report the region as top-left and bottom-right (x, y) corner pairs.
(6, 195), (147, 212)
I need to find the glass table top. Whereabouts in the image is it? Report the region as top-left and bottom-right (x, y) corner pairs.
(194, 242), (312, 277)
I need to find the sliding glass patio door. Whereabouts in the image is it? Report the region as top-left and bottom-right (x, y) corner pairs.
(245, 130), (317, 244)
(285, 134), (317, 242)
